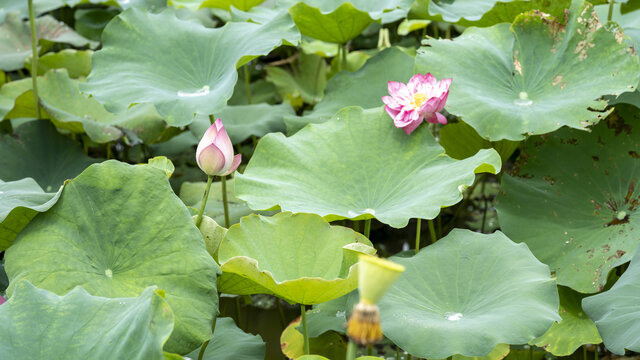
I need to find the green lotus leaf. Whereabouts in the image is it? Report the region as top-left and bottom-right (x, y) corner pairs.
(531, 286), (602, 356)
(73, 8), (119, 42)
(415, 0), (640, 141)
(583, 245), (640, 355)
(0, 178), (62, 251)
(0, 12), (96, 71)
(4, 161), (221, 354)
(185, 317), (266, 360)
(146, 156), (176, 178)
(194, 215), (227, 260)
(172, 0), (266, 11)
(0, 282), (173, 359)
(450, 344), (511, 360)
(281, 317), (347, 359)
(82, 7), (299, 126)
(303, 290), (358, 337)
(218, 212), (375, 304)
(38, 69), (168, 144)
(65, 0), (166, 9)
(190, 103), (292, 145)
(180, 179), (276, 227)
(495, 116), (640, 293)
(410, 0), (518, 22)
(0, 120), (96, 190)
(25, 49), (92, 78)
(289, 2), (374, 43)
(236, 107), (501, 228)
(284, 47), (414, 134)
(0, 78), (32, 120)
(0, 0), (65, 23)
(439, 121), (519, 161)
(266, 53), (327, 105)
(378, 229), (560, 359)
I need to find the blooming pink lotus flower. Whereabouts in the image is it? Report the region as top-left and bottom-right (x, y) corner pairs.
(382, 73), (452, 135)
(196, 119), (241, 176)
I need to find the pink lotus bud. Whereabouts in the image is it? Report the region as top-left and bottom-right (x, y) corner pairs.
(196, 119), (242, 176)
(381, 73), (452, 135)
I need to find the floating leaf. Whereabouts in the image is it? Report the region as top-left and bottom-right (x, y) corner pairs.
(415, 0), (640, 141)
(0, 12), (96, 71)
(284, 47), (414, 134)
(4, 161), (221, 354)
(531, 286), (602, 356)
(25, 49), (92, 78)
(583, 245), (640, 355)
(38, 69), (168, 144)
(237, 107), (501, 228)
(0, 282), (173, 359)
(0, 178), (62, 251)
(184, 317), (266, 360)
(82, 7), (299, 126)
(218, 212), (375, 304)
(0, 120), (96, 190)
(495, 117), (640, 293)
(378, 229), (559, 358)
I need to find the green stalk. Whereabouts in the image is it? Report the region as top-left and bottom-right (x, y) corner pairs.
(243, 64), (252, 104)
(363, 219), (371, 238)
(346, 341), (357, 360)
(208, 114), (215, 125)
(367, 345), (373, 355)
(396, 347), (400, 360)
(608, 0), (614, 22)
(341, 43), (348, 71)
(28, 0), (41, 119)
(428, 219), (437, 243)
(595, 346), (598, 360)
(583, 345), (587, 360)
(221, 175), (230, 228)
(301, 304), (310, 354)
(353, 220), (361, 233)
(276, 299), (286, 328)
(197, 316), (217, 360)
(106, 143), (112, 160)
(195, 175), (214, 228)
(415, 219), (422, 254)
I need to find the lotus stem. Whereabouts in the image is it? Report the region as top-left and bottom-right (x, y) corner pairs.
(428, 219), (437, 243)
(28, 0), (41, 119)
(221, 175), (230, 228)
(276, 298), (286, 328)
(197, 316), (217, 360)
(608, 0), (614, 22)
(353, 220), (361, 232)
(243, 64), (252, 104)
(415, 219), (421, 254)
(367, 344), (373, 355)
(583, 345), (587, 360)
(346, 341), (357, 360)
(396, 347), (400, 360)
(341, 43), (348, 71)
(106, 143), (112, 160)
(364, 219), (371, 238)
(301, 304), (310, 354)
(195, 175), (213, 228)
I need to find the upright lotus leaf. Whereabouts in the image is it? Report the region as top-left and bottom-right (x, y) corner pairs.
(0, 120), (96, 190)
(583, 245), (640, 354)
(190, 103), (293, 144)
(184, 317), (266, 360)
(218, 212), (376, 304)
(236, 107), (501, 228)
(289, 2), (374, 43)
(531, 286), (602, 356)
(0, 282), (173, 360)
(25, 49), (93, 78)
(415, 0), (640, 141)
(410, 0), (518, 22)
(0, 178), (62, 251)
(378, 230), (560, 359)
(180, 179), (276, 226)
(266, 53), (327, 105)
(38, 69), (168, 144)
(4, 161), (221, 354)
(0, 12), (96, 71)
(285, 47), (414, 134)
(82, 7), (299, 126)
(495, 116), (640, 293)
(281, 317), (348, 359)
(0, 78), (32, 120)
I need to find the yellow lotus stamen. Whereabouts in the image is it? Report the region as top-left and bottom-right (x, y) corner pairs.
(347, 301), (383, 345)
(413, 92), (427, 108)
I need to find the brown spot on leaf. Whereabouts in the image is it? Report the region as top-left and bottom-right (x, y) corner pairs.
(552, 75), (563, 86)
(543, 175), (556, 185)
(630, 151), (640, 159)
(592, 156), (600, 161)
(513, 50), (522, 75)
(607, 250), (626, 261)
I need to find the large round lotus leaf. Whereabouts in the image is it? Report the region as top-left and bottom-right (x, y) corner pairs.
(288, 2), (374, 43)
(81, 8), (298, 126)
(218, 212), (376, 304)
(378, 230), (560, 358)
(0, 282), (173, 360)
(190, 103), (292, 144)
(0, 178), (62, 251)
(415, 0), (640, 141)
(236, 107), (501, 228)
(185, 317), (266, 360)
(495, 116), (640, 293)
(284, 47), (414, 134)
(583, 245), (640, 354)
(38, 69), (168, 144)
(0, 12), (96, 71)
(4, 161), (221, 354)
(0, 120), (96, 190)
(531, 286), (601, 356)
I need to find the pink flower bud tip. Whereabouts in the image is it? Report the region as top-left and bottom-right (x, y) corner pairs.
(196, 118), (241, 176)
